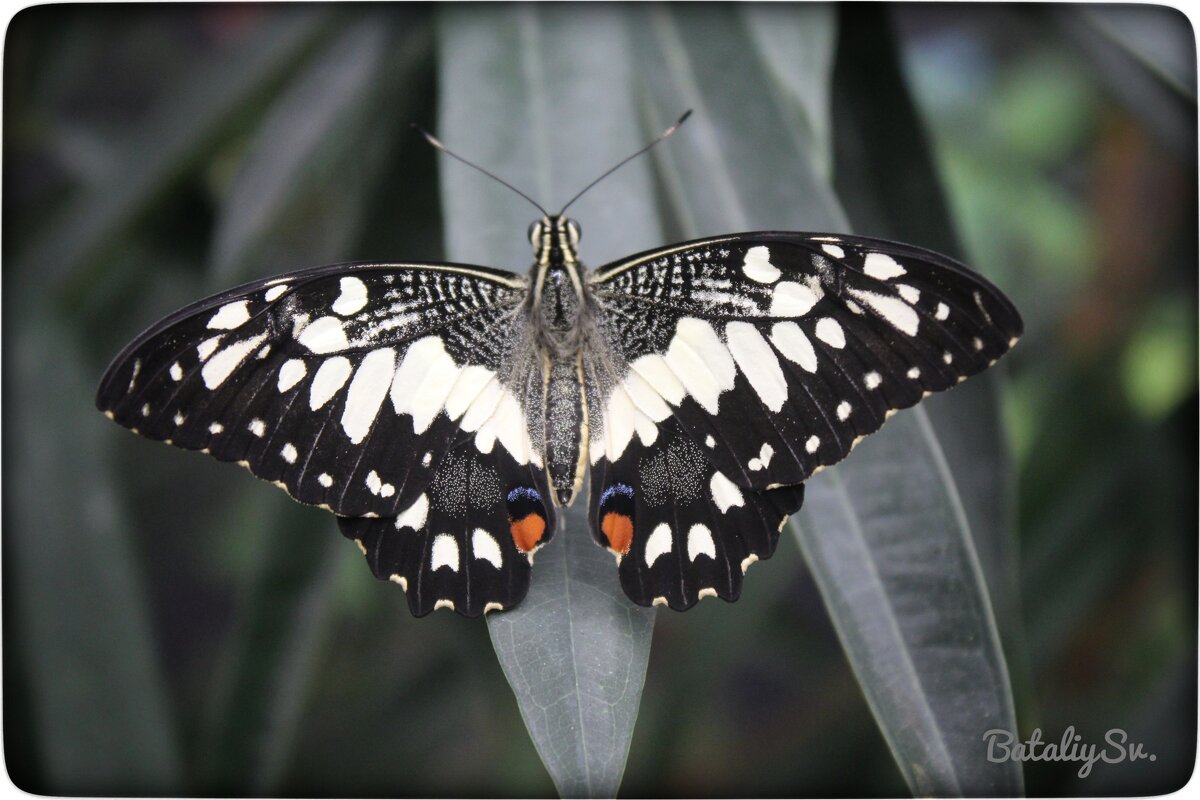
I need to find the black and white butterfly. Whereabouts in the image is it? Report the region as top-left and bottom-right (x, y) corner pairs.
(97, 117), (1022, 617)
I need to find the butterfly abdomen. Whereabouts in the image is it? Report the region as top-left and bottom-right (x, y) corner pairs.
(544, 356), (587, 506)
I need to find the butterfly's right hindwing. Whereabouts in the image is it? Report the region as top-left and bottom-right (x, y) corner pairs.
(96, 261), (543, 519)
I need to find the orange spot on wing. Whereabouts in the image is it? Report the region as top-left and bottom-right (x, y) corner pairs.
(510, 513), (546, 553)
(601, 512), (634, 556)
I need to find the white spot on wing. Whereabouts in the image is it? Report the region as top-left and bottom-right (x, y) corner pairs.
(208, 422), (224, 434)
(943, 351), (954, 364)
(771, 322), (818, 372)
(821, 243), (845, 259)
(309, 356), (352, 410)
(814, 318), (846, 349)
(365, 470), (382, 495)
(837, 400), (851, 420)
(663, 318), (737, 414)
(621, 369), (672, 422)
(430, 534), (460, 572)
(748, 442), (775, 471)
(864, 371), (882, 390)
(332, 276), (368, 316)
(281, 443), (298, 463)
(741, 245), (781, 283)
(395, 494), (429, 530)
(391, 337), (463, 433)
(317, 473), (333, 487)
(644, 524), (673, 567)
(863, 252), (906, 280)
(341, 348), (396, 444)
(769, 281), (820, 317)
(710, 472), (744, 513)
(173, 411), (185, 426)
(278, 359), (307, 392)
(687, 524), (716, 562)
(207, 300), (251, 330)
(806, 435), (820, 454)
(628, 353), (686, 406)
(264, 284), (288, 302)
(472, 529), (503, 569)
(201, 333), (267, 389)
(443, 365), (495, 422)
(298, 316), (350, 354)
(197, 336), (223, 362)
(907, 366), (921, 379)
(127, 359), (141, 392)
(896, 284), (920, 304)
(935, 302), (950, 321)
(847, 288), (920, 336)
(705, 435), (716, 448)
(248, 418), (265, 437)
(725, 322), (788, 412)
(169, 362), (183, 381)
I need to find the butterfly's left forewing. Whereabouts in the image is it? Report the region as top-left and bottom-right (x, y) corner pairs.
(583, 232), (1021, 609)
(98, 261), (556, 616)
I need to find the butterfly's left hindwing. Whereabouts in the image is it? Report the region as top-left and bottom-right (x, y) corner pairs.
(339, 441), (556, 617)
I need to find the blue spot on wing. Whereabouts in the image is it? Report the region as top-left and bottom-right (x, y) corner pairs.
(507, 486), (542, 503)
(599, 482), (634, 506)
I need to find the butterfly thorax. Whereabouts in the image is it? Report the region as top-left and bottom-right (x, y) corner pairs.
(529, 216), (589, 506)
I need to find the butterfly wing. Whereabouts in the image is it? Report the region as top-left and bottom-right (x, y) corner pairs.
(584, 232), (1021, 608)
(98, 260), (556, 615)
(587, 414), (804, 609)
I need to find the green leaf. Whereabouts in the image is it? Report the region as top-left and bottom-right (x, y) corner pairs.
(793, 417), (1020, 796)
(23, 7), (334, 292)
(212, 13), (432, 283)
(6, 309), (180, 793)
(436, 5), (662, 795)
(635, 3), (1020, 795)
(487, 504), (656, 798)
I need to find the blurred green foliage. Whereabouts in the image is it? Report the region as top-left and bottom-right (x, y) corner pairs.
(3, 4), (1195, 797)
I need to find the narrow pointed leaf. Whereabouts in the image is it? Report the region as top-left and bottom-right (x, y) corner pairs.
(27, 8), (334, 290)
(437, 5), (660, 795)
(212, 13), (431, 282)
(6, 310), (180, 793)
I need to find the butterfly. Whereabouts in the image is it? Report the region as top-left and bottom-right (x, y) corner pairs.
(96, 114), (1022, 617)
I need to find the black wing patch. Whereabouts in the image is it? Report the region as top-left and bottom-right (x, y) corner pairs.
(96, 261), (542, 519)
(587, 232), (1023, 492)
(339, 440), (556, 617)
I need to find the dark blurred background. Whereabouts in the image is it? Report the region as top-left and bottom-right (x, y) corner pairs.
(4, 4), (1196, 796)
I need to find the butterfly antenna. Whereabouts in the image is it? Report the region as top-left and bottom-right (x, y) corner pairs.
(557, 109), (692, 216)
(412, 123), (549, 217)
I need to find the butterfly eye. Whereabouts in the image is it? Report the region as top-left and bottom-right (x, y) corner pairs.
(564, 219), (581, 248)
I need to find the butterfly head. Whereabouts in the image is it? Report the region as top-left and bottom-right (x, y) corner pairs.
(529, 215), (581, 267)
